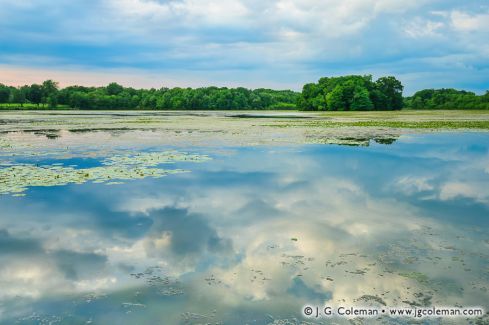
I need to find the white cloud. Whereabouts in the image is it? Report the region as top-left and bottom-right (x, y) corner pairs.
(111, 0), (251, 25)
(403, 17), (445, 38)
(450, 10), (489, 32)
(392, 175), (434, 195)
(114, 0), (425, 38)
(1, 0), (488, 91)
(439, 181), (489, 204)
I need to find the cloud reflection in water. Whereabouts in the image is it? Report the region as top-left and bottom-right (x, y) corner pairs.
(0, 133), (488, 324)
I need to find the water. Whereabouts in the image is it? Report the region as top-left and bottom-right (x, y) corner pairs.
(0, 132), (488, 324)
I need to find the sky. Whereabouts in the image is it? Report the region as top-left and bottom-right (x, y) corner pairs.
(0, 0), (488, 94)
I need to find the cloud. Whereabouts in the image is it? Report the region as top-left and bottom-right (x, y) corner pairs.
(54, 250), (108, 280)
(392, 176), (434, 195)
(439, 181), (489, 204)
(0, 229), (111, 299)
(0, 140), (488, 320)
(142, 208), (234, 265)
(0, 229), (42, 257)
(403, 18), (445, 39)
(0, 0), (488, 92)
(450, 10), (489, 32)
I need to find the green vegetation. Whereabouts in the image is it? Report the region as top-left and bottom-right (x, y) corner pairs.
(0, 81), (298, 110)
(1, 77), (488, 110)
(297, 75), (403, 111)
(398, 271), (430, 284)
(0, 103), (71, 109)
(301, 120), (489, 129)
(404, 88), (489, 110)
(0, 151), (211, 196)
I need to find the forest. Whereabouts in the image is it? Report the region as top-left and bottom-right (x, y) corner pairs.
(297, 75), (403, 111)
(404, 88), (489, 110)
(0, 77), (488, 110)
(0, 81), (298, 110)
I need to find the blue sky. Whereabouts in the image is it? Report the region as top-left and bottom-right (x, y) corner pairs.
(0, 0), (488, 94)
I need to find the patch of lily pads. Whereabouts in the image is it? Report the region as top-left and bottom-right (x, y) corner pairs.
(398, 271), (430, 284)
(0, 150), (211, 196)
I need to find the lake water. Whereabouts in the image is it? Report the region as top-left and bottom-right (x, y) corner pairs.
(0, 130), (488, 324)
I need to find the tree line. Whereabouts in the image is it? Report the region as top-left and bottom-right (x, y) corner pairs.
(404, 88), (489, 110)
(298, 75), (404, 111)
(0, 81), (298, 110)
(0, 77), (488, 110)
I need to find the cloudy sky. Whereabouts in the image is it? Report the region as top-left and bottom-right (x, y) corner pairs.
(1, 0), (488, 94)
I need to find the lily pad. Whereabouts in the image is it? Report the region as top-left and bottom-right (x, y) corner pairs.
(0, 151), (210, 196)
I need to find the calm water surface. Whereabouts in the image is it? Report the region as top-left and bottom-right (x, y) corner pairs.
(0, 133), (488, 324)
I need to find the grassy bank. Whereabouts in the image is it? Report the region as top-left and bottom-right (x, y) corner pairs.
(0, 103), (72, 110)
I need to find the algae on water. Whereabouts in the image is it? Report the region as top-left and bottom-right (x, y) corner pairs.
(103, 151), (210, 167)
(0, 151), (211, 196)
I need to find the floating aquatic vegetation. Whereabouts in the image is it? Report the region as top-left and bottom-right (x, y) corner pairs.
(181, 310), (219, 324)
(122, 302), (146, 309)
(0, 151), (210, 196)
(294, 119), (489, 130)
(3, 110), (487, 150)
(16, 313), (63, 325)
(398, 271), (430, 284)
(356, 294), (386, 306)
(82, 292), (107, 304)
(158, 287), (184, 296)
(346, 268), (369, 275)
(0, 138), (13, 149)
(412, 292), (432, 306)
(204, 274), (222, 286)
(474, 313), (489, 325)
(402, 256), (418, 264)
(103, 151), (211, 167)
(130, 266), (185, 297)
(266, 318), (317, 325)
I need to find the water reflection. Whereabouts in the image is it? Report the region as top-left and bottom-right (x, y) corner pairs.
(0, 133), (488, 324)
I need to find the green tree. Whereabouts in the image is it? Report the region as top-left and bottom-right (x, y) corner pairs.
(0, 84), (10, 104)
(42, 80), (59, 108)
(351, 87), (374, 110)
(299, 75), (404, 111)
(2, 80), (301, 110)
(26, 84), (43, 107)
(369, 89), (387, 110)
(42, 80), (58, 95)
(326, 85), (345, 110)
(404, 88), (489, 110)
(375, 76), (403, 110)
(106, 82), (124, 96)
(11, 87), (27, 107)
(47, 95), (58, 108)
(298, 83), (320, 110)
